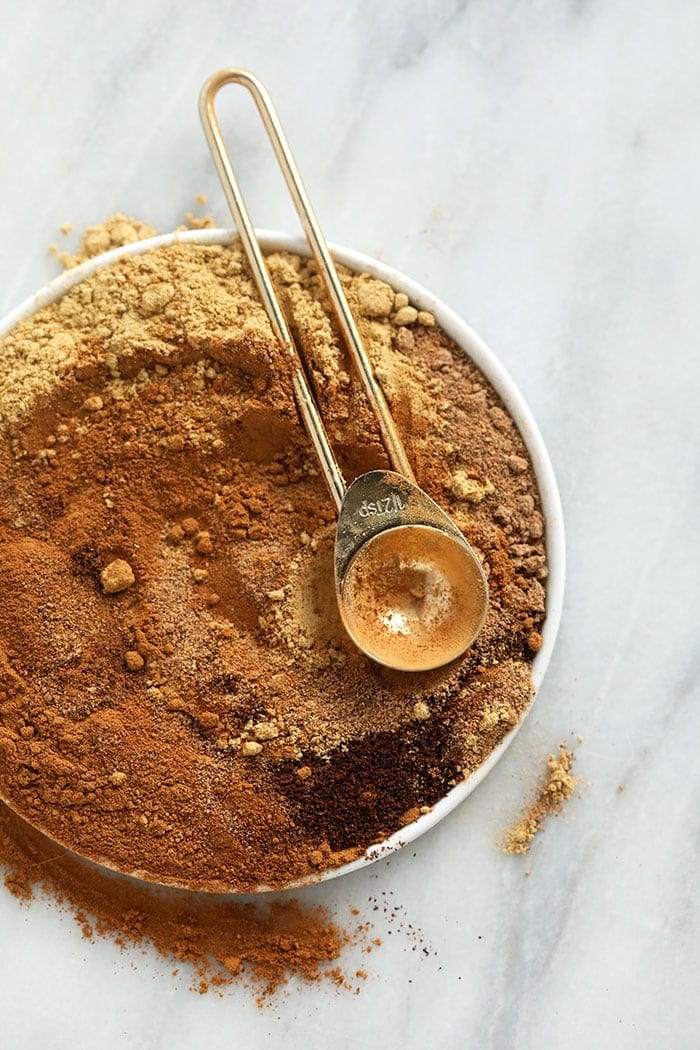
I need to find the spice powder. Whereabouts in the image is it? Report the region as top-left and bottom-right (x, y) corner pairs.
(0, 233), (547, 891)
(0, 798), (367, 1001)
(503, 746), (577, 855)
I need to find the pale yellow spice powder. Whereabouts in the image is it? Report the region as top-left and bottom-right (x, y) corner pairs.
(503, 746), (577, 854)
(54, 213), (158, 269)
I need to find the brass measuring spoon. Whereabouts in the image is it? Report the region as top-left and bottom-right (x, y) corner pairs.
(200, 68), (488, 672)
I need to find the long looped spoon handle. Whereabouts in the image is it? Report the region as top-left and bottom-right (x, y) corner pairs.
(199, 68), (416, 509)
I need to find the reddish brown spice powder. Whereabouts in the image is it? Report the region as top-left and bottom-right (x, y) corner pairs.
(0, 799), (368, 1002)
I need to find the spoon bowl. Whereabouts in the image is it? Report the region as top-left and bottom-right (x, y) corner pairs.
(334, 470), (489, 671)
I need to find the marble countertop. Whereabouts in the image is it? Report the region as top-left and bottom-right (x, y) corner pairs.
(1, 2), (698, 1047)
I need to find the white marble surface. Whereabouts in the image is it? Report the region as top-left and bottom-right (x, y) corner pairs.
(1, 1), (699, 1047)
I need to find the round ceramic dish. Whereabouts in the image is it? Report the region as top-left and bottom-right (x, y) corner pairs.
(0, 228), (565, 891)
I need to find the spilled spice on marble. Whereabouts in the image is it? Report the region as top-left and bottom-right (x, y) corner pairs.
(0, 800), (369, 1004)
(502, 746), (577, 855)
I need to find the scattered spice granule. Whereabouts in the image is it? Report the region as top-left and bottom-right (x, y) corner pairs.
(183, 212), (216, 230)
(502, 746), (577, 855)
(124, 650), (145, 672)
(195, 193), (208, 205)
(100, 558), (135, 594)
(60, 222), (72, 235)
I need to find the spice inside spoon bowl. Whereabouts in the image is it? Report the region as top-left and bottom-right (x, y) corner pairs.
(335, 471), (488, 672)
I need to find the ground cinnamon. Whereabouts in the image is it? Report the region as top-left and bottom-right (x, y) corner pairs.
(0, 223), (548, 896)
(0, 799), (366, 1002)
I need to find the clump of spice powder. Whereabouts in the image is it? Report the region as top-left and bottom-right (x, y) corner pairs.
(0, 215), (549, 994)
(502, 746), (577, 855)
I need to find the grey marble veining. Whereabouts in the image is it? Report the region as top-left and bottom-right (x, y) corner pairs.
(1, 1), (699, 1048)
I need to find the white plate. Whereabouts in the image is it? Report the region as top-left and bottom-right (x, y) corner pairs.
(0, 229), (565, 890)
